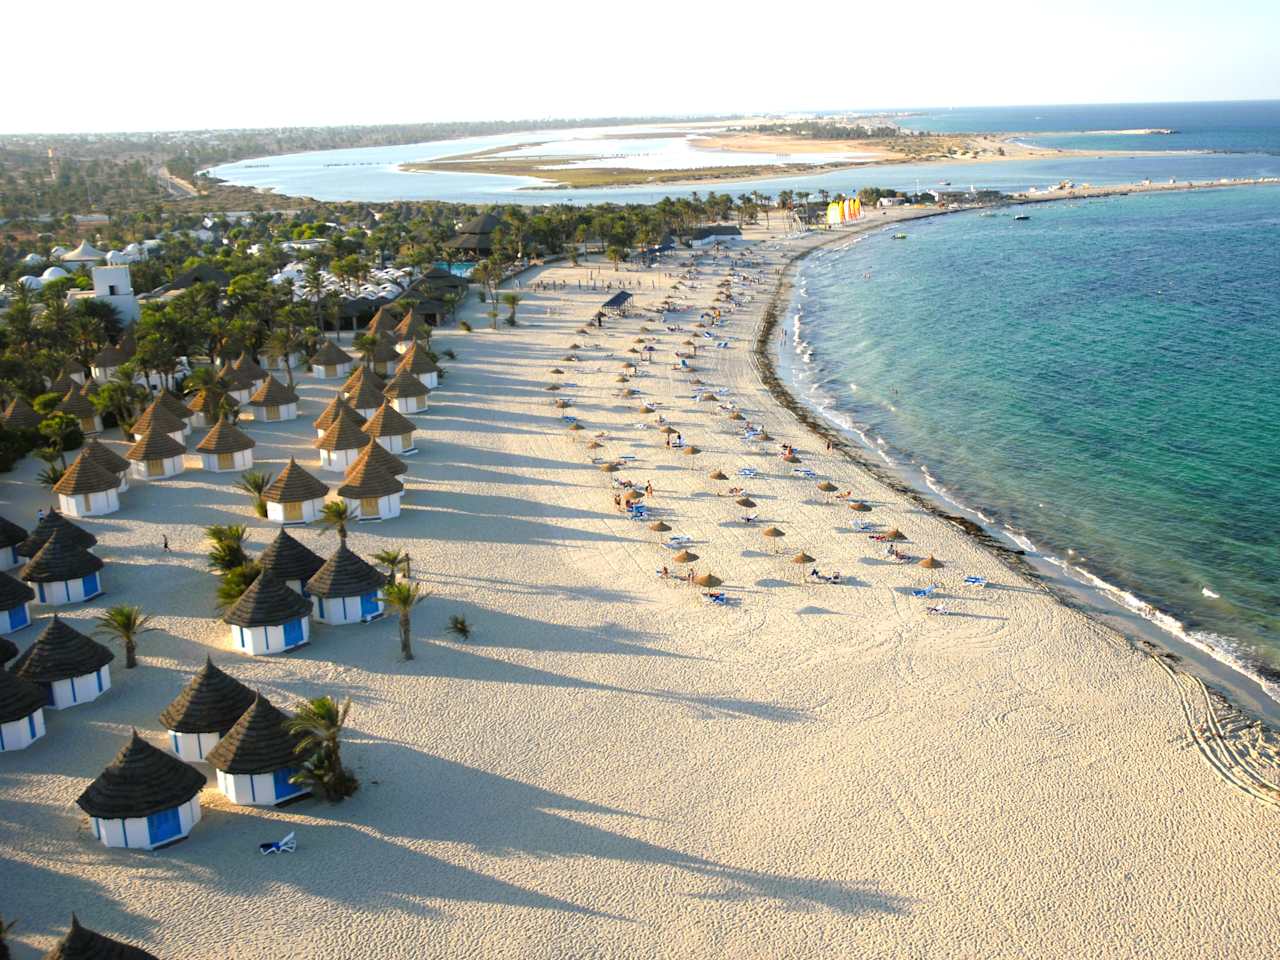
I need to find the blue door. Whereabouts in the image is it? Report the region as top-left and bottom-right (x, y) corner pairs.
(283, 618), (304, 648)
(147, 806), (182, 846)
(9, 604), (27, 629)
(360, 592), (380, 620)
(273, 766), (300, 801)
(41, 682), (55, 707)
(82, 572), (100, 598)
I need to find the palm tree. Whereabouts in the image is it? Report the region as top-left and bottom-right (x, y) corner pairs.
(236, 469), (274, 518)
(263, 327), (299, 389)
(205, 524), (248, 573)
(352, 333), (378, 369)
(95, 604), (155, 669)
(319, 500), (353, 543)
(380, 581), (423, 660)
(499, 291), (521, 326)
(286, 696), (358, 802)
(373, 548), (409, 584)
(216, 562), (260, 610)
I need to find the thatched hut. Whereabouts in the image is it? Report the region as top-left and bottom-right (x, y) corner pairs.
(306, 544), (386, 625)
(383, 367), (429, 415)
(262, 458), (329, 525)
(195, 419), (255, 473)
(0, 666), (46, 751)
(52, 451), (121, 518)
(0, 570), (34, 633)
(21, 528), (105, 605)
(310, 339), (353, 380)
(206, 694), (308, 806)
(17, 509), (96, 560)
(339, 458), (404, 522)
(258, 528), (324, 595)
(125, 429), (186, 480)
(314, 395), (366, 439)
(81, 438), (130, 493)
(12, 615), (113, 708)
(396, 341), (440, 390)
(89, 340), (131, 383)
(0, 515), (25, 571)
(248, 375), (300, 422)
(55, 387), (102, 436)
(348, 375), (388, 421)
(314, 404), (370, 473)
(130, 399), (187, 443)
(362, 402), (416, 456)
(159, 656), (256, 762)
(223, 571), (312, 655)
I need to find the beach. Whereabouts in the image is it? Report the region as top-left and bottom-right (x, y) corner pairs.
(4, 211), (1280, 958)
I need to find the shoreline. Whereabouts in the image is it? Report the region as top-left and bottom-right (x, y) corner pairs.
(749, 195), (1280, 726)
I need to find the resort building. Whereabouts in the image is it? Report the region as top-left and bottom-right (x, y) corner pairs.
(0, 666), (46, 751)
(21, 528), (105, 606)
(396, 341), (440, 389)
(43, 917), (159, 959)
(0, 516), (28, 571)
(195, 419), (255, 473)
(223, 572), (312, 656)
(81, 438), (131, 492)
(313, 395), (365, 439)
(51, 452), (122, 517)
(310, 340), (353, 380)
(367, 332), (402, 377)
(58, 358), (87, 386)
(156, 389), (195, 429)
(85, 264), (141, 324)
(130, 400), (187, 444)
(61, 239), (106, 270)
(362, 402), (417, 455)
(445, 212), (501, 258)
(125, 429), (186, 480)
(341, 365), (385, 402)
(55, 387), (102, 436)
(89, 341), (131, 384)
(263, 347), (304, 374)
(314, 404), (370, 473)
(263, 458), (330, 525)
(17, 510), (97, 563)
(77, 731), (206, 850)
(248, 376), (300, 422)
(306, 544), (386, 625)
(205, 694), (309, 807)
(221, 366), (257, 406)
(348, 375), (387, 421)
(258, 528), (324, 596)
(186, 388), (230, 429)
(0, 572), (34, 633)
(159, 656), (257, 763)
(394, 306), (431, 348)
(3, 397), (42, 433)
(232, 352), (268, 391)
(11, 616), (113, 708)
(339, 458), (404, 522)
(367, 305), (400, 337)
(347, 438), (407, 480)
(383, 367), (429, 414)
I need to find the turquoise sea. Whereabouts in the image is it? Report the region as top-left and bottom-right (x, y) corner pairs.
(784, 186), (1280, 701)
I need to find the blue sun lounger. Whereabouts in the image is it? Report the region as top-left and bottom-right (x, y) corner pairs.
(911, 584), (939, 599)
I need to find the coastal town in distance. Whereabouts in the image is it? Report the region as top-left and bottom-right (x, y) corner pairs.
(1, 3), (1279, 958)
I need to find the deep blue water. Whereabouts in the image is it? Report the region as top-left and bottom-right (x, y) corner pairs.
(786, 186), (1280, 695)
(906, 100), (1280, 154)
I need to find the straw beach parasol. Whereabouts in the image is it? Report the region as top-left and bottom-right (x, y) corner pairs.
(672, 550), (698, 563)
(735, 497), (756, 508)
(849, 501), (871, 512)
(598, 462), (619, 472)
(762, 527), (785, 539)
(694, 573), (722, 588)
(792, 553), (815, 565)
(817, 481), (838, 493)
(919, 555), (943, 569)
(885, 528), (905, 540)
(648, 521), (670, 532)
(709, 470), (728, 481)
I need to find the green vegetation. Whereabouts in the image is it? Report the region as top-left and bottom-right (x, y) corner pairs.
(95, 604), (156, 670)
(380, 581), (424, 661)
(286, 695), (359, 802)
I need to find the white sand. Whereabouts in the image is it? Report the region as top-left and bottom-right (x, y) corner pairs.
(4, 215), (1280, 959)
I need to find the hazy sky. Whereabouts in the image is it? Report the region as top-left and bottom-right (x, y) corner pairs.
(5, 0), (1276, 134)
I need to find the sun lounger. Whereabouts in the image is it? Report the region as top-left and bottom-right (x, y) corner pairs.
(617, 454), (637, 462)
(671, 439), (685, 449)
(963, 576), (989, 588)
(702, 592), (728, 605)
(561, 415), (578, 424)
(737, 467), (758, 478)
(741, 514), (758, 523)
(911, 584), (939, 599)
(260, 831), (296, 855)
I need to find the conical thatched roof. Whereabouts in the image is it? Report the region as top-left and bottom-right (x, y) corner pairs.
(4, 396), (43, 431)
(919, 555), (943, 569)
(0, 515), (27, 553)
(12, 616), (113, 682)
(42, 915), (160, 960)
(648, 521), (671, 532)
(220, 365), (256, 391)
(708, 470), (728, 480)
(125, 428), (185, 462)
(249, 375), (299, 407)
(396, 341), (439, 376)
(53, 452), (121, 496)
(849, 501), (871, 512)
(82, 439), (129, 475)
(159, 656), (256, 734)
(224, 571), (312, 628)
(694, 573), (722, 588)
(762, 527), (785, 538)
(367, 332), (401, 365)
(262, 458), (329, 503)
(395, 307), (430, 341)
(156, 389), (193, 421)
(232, 352), (268, 382)
(91, 340), (131, 367)
(186, 388), (231, 419)
(884, 528), (905, 541)
(195, 419), (255, 455)
(366, 306), (399, 336)
(76, 730), (206, 820)
(817, 481), (838, 493)
(672, 550), (698, 563)
(18, 509), (96, 557)
(0, 633), (17, 664)
(342, 364), (385, 399)
(130, 400), (185, 438)
(204, 693), (302, 775)
(21, 527), (104, 583)
(56, 387), (97, 420)
(314, 396), (365, 434)
(338, 459), (404, 500)
(310, 339), (351, 366)
(0, 665), (45, 723)
(50, 374), (78, 398)
(314, 405), (371, 452)
(361, 402), (414, 439)
(734, 497), (756, 508)
(348, 376), (387, 413)
(258, 529), (324, 584)
(383, 368), (428, 400)
(791, 553), (815, 564)
(348, 439), (407, 477)
(305, 544), (386, 598)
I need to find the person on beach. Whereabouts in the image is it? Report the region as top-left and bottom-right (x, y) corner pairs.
(36, 507), (45, 522)
(162, 535), (170, 551)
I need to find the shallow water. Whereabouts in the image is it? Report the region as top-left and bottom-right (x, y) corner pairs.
(784, 186), (1280, 697)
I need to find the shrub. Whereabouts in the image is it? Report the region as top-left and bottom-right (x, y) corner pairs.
(448, 615), (471, 641)
(458, 320), (472, 332)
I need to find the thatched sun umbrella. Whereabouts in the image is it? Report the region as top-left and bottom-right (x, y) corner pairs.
(699, 393), (719, 403)
(673, 550), (698, 563)
(568, 422), (584, 432)
(709, 470), (728, 481)
(734, 497), (756, 509)
(694, 573), (722, 588)
(762, 527), (785, 539)
(648, 520), (671, 532)
(792, 553), (815, 565)
(690, 378), (704, 386)
(782, 452), (800, 463)
(555, 399), (571, 409)
(546, 384), (561, 392)
(849, 501), (871, 512)
(598, 462), (619, 473)
(817, 481), (838, 493)
(660, 426), (677, 435)
(586, 440), (602, 450)
(919, 555), (943, 569)
(683, 445), (700, 455)
(623, 489), (644, 502)
(885, 528), (905, 540)
(728, 411), (745, 421)
(614, 375), (628, 383)
(550, 367), (565, 375)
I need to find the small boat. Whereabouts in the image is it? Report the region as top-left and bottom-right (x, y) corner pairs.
(1013, 214), (1030, 221)
(891, 233), (908, 240)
